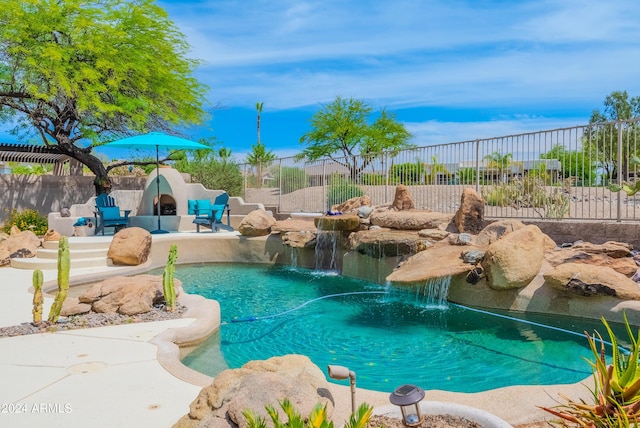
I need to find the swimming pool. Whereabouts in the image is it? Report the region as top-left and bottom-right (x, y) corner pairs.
(167, 263), (613, 393)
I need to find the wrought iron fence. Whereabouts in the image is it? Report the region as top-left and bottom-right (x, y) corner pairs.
(240, 118), (640, 222)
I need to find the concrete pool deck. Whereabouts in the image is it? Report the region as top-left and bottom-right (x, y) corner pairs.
(0, 232), (591, 427)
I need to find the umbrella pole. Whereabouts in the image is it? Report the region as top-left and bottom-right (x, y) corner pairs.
(152, 145), (168, 234)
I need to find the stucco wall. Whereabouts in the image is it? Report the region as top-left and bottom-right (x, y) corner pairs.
(0, 175), (145, 224)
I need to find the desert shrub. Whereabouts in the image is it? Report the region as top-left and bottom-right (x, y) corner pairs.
(326, 174), (363, 209)
(390, 162), (424, 185)
(359, 173), (385, 185)
(458, 167), (476, 185)
(3, 208), (48, 235)
(482, 177), (570, 219)
(274, 166), (309, 194)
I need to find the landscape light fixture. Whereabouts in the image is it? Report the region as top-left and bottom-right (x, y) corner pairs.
(389, 384), (425, 427)
(327, 365), (356, 414)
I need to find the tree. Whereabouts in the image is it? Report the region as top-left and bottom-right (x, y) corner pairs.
(256, 102), (264, 145)
(246, 141), (276, 189)
(0, 0), (208, 195)
(541, 144), (597, 185)
(583, 91), (640, 180)
(483, 151), (514, 183)
(298, 96), (413, 180)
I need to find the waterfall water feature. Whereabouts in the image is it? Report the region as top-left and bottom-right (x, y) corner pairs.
(314, 230), (341, 271)
(287, 246), (299, 269)
(418, 275), (452, 308)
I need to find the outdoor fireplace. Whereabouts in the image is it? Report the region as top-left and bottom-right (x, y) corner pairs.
(154, 194), (177, 216)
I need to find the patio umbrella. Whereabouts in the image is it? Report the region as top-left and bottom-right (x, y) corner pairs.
(105, 132), (211, 234)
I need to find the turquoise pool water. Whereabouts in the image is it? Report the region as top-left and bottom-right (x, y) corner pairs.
(167, 263), (613, 393)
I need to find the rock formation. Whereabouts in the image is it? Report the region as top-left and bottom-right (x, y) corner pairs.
(174, 355), (333, 428)
(453, 188), (485, 234)
(391, 184), (415, 210)
(107, 227), (152, 266)
(238, 209), (276, 236)
(74, 274), (181, 316)
(0, 229), (41, 266)
(481, 225), (550, 290)
(544, 263), (640, 300)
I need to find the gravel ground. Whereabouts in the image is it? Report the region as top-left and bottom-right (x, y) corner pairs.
(368, 414), (482, 428)
(0, 305), (186, 338)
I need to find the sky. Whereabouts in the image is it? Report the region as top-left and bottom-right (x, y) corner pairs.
(8, 0), (640, 163)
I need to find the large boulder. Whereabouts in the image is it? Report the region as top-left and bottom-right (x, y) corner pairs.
(272, 218), (317, 234)
(544, 263), (640, 300)
(569, 241), (633, 258)
(331, 195), (371, 214)
(391, 185), (415, 210)
(348, 229), (428, 258)
(369, 210), (453, 230)
(474, 220), (527, 247)
(61, 297), (92, 316)
(453, 188), (485, 234)
(314, 214), (360, 231)
(481, 225), (548, 290)
(0, 229), (41, 266)
(386, 242), (471, 286)
(78, 274), (180, 315)
(282, 231), (316, 248)
(107, 227), (152, 266)
(546, 243), (637, 277)
(238, 209), (276, 236)
(174, 355), (333, 428)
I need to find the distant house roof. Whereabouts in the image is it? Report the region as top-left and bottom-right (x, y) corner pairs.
(0, 142), (71, 164)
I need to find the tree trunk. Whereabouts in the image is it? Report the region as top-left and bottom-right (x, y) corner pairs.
(55, 142), (112, 195)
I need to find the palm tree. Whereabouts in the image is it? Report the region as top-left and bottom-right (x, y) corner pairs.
(483, 151), (514, 183)
(256, 102), (264, 145)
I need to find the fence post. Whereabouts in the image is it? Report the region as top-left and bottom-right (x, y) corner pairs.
(384, 152), (389, 203)
(617, 120), (623, 222)
(475, 139), (480, 193)
(277, 159), (282, 212)
(322, 159), (327, 211)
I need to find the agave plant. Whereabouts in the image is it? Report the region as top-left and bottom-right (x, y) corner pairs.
(243, 398), (372, 428)
(541, 313), (640, 426)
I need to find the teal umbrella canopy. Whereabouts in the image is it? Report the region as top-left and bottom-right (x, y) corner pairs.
(105, 132), (210, 151)
(105, 132), (211, 234)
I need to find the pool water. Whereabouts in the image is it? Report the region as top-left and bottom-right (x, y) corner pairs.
(165, 263), (615, 393)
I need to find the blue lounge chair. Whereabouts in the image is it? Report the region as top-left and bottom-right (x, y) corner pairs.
(95, 194), (131, 235)
(191, 193), (230, 232)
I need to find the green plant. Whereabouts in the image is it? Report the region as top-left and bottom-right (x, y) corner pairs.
(481, 177), (570, 219)
(243, 398), (372, 428)
(327, 174), (364, 209)
(2, 208), (48, 235)
(47, 237), (69, 323)
(163, 244), (178, 311)
(274, 166), (309, 194)
(610, 155), (640, 196)
(32, 269), (43, 324)
(541, 313), (640, 425)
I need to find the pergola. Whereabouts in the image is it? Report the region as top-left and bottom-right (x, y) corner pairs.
(0, 142), (82, 175)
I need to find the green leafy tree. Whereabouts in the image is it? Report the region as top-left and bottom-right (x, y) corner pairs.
(583, 91), (640, 181)
(299, 96), (413, 180)
(273, 166), (309, 194)
(246, 141), (276, 189)
(541, 144), (597, 186)
(390, 161), (425, 184)
(0, 0), (208, 195)
(173, 138), (242, 195)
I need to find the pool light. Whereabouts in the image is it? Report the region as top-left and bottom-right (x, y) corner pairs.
(327, 365), (356, 414)
(389, 384), (425, 427)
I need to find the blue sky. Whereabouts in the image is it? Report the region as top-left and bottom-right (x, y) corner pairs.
(9, 0), (640, 162)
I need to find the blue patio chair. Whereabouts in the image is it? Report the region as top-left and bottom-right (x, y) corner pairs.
(95, 194), (131, 235)
(191, 193), (230, 232)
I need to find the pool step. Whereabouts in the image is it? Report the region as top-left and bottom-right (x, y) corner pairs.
(11, 237), (113, 270)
